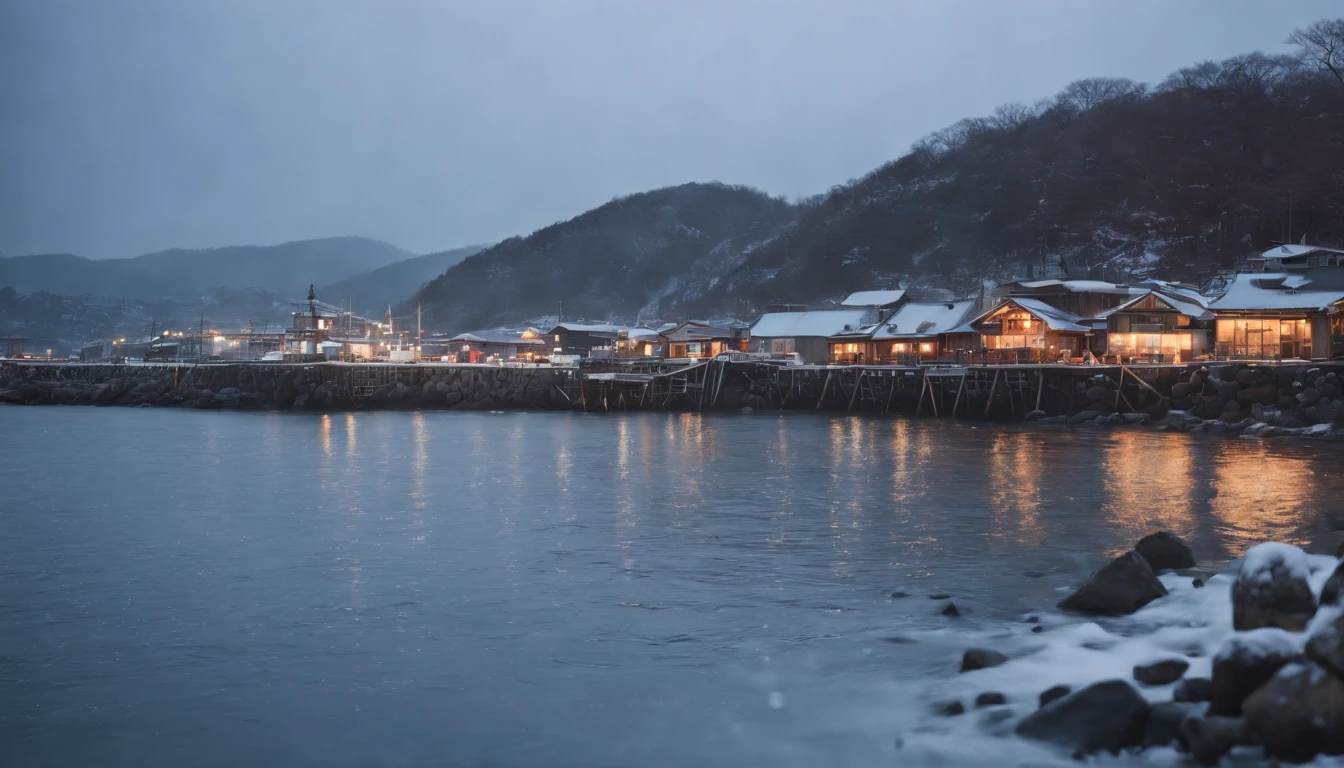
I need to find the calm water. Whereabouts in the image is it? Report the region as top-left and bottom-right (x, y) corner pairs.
(2, 408), (1342, 767)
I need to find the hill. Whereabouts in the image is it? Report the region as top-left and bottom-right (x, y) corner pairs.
(414, 183), (795, 331)
(0, 236), (413, 301)
(318, 244), (488, 318)
(418, 20), (1344, 328)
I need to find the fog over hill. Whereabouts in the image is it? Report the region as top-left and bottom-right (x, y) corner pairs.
(0, 237), (413, 302)
(318, 244), (489, 318)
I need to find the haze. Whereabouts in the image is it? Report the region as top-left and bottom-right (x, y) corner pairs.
(1, 0), (1337, 259)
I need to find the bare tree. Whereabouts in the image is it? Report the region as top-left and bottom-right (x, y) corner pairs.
(1055, 77), (1146, 111)
(1288, 18), (1344, 88)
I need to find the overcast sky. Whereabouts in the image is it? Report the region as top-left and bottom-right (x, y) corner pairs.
(1, 0), (1338, 259)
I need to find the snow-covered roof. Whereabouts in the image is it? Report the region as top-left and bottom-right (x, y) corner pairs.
(1098, 290), (1214, 321)
(839, 289), (907, 308)
(661, 321), (738, 341)
(1260, 244), (1344, 258)
(871, 300), (977, 340)
(546, 323), (622, 335)
(1209, 273), (1344, 312)
(448, 329), (546, 346)
(751, 309), (874, 338)
(1005, 279), (1138, 295)
(626, 328), (661, 340)
(970, 298), (1090, 333)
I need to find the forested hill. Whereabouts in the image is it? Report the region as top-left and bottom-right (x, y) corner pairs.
(416, 20), (1344, 331)
(415, 183), (795, 330)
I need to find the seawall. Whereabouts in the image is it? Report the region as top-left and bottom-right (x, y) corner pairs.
(2, 360), (1342, 435)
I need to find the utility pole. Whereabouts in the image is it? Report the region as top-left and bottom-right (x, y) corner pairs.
(198, 312), (205, 359)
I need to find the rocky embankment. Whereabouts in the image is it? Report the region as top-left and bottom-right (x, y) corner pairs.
(0, 363), (575, 411)
(1026, 363), (1344, 438)
(937, 532), (1344, 764)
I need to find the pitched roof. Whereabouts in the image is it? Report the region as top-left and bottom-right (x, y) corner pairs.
(448, 329), (546, 346)
(871, 300), (977, 339)
(1098, 290), (1214, 321)
(546, 323), (622, 335)
(970, 297), (1090, 333)
(1209, 273), (1344, 312)
(751, 309), (874, 338)
(839, 289), (907, 308)
(661, 321), (738, 341)
(1261, 244), (1344, 258)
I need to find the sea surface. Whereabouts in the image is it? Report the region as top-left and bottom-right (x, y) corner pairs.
(2, 407), (1342, 767)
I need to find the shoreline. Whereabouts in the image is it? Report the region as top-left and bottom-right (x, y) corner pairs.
(2, 359), (1342, 438)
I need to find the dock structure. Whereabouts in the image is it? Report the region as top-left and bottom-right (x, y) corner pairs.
(2, 357), (1340, 425)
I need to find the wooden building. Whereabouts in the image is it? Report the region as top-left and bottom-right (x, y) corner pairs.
(660, 321), (748, 359)
(443, 329), (547, 363)
(965, 297), (1092, 362)
(750, 309), (874, 364)
(1208, 273), (1344, 359)
(1099, 289), (1212, 362)
(545, 323), (622, 357)
(827, 301), (976, 364)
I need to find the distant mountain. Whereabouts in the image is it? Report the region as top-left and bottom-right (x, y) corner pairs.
(414, 183), (795, 331)
(0, 236), (413, 301)
(318, 244), (488, 318)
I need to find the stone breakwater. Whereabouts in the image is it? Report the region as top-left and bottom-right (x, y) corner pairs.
(0, 362), (577, 411)
(926, 532), (1344, 764)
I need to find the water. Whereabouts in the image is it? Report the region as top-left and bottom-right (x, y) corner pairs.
(2, 408), (1342, 767)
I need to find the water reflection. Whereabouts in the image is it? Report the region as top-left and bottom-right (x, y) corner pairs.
(987, 432), (1045, 549)
(1101, 431), (1196, 549)
(1209, 441), (1321, 551)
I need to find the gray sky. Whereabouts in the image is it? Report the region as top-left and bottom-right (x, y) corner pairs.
(1, 0), (1338, 259)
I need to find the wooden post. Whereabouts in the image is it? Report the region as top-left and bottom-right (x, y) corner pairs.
(847, 370), (864, 411)
(884, 375), (897, 414)
(1121, 365), (1169, 402)
(929, 375), (939, 418)
(816, 371), (832, 409)
(1034, 369), (1044, 412)
(983, 369), (1001, 418)
(952, 372), (967, 417)
(915, 374), (929, 417)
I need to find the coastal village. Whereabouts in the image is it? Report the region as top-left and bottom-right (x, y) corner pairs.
(4, 243), (1344, 430)
(36, 243), (1344, 368)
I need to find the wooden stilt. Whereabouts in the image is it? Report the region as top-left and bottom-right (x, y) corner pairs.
(983, 369), (1001, 417)
(952, 373), (967, 416)
(847, 370), (864, 411)
(915, 374), (929, 417)
(1121, 365), (1169, 402)
(816, 371), (832, 409)
(1034, 369), (1044, 412)
(885, 375), (897, 414)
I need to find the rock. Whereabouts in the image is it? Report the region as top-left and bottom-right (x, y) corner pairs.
(1023, 409), (1046, 421)
(1038, 685), (1070, 708)
(1172, 381), (1195, 398)
(932, 699), (965, 717)
(960, 648), (1008, 672)
(1067, 409), (1103, 426)
(888, 591), (909, 599)
(1324, 560), (1344, 605)
(940, 602), (960, 617)
(1181, 716), (1251, 766)
(1085, 385), (1110, 401)
(1015, 679), (1149, 756)
(1232, 542), (1317, 631)
(1173, 677), (1213, 702)
(1057, 550), (1168, 615)
(1209, 627), (1300, 716)
(1143, 701), (1200, 749)
(1031, 625), (1044, 633)
(1134, 530), (1196, 571)
(739, 406), (753, 414)
(1306, 609), (1344, 678)
(1133, 658), (1189, 686)
(974, 691), (1006, 707)
(1242, 661), (1344, 762)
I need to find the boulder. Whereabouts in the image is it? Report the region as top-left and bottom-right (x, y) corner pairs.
(1242, 662), (1344, 762)
(960, 648), (1008, 672)
(1067, 409), (1103, 426)
(1133, 658), (1189, 686)
(1023, 409), (1046, 422)
(1181, 716), (1251, 766)
(1322, 560), (1344, 606)
(1173, 676), (1213, 703)
(1057, 550), (1168, 615)
(1143, 701), (1200, 749)
(1306, 608), (1344, 678)
(1015, 679), (1149, 756)
(1038, 685), (1071, 708)
(1232, 542), (1317, 632)
(1135, 530), (1196, 571)
(931, 699), (965, 717)
(974, 691), (1006, 707)
(1209, 627), (1300, 716)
